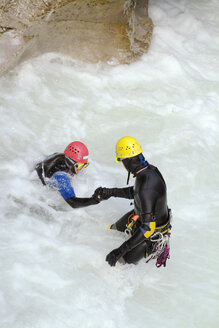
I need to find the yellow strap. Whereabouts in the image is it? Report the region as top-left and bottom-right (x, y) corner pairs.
(156, 221), (169, 230)
(144, 222), (156, 238)
(155, 220), (170, 236)
(161, 228), (170, 235)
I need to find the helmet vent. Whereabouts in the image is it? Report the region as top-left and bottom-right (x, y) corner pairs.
(64, 141), (89, 164)
(116, 137), (142, 160)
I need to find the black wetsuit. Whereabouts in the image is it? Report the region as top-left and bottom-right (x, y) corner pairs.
(104, 154), (170, 265)
(35, 153), (99, 208)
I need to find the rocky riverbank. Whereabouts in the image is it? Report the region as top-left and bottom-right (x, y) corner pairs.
(0, 0), (153, 75)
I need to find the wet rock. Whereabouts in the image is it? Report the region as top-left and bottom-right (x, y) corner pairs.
(0, 0), (153, 74)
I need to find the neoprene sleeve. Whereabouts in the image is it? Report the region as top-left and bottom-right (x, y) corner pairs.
(65, 197), (99, 208)
(124, 228), (146, 250)
(52, 172), (75, 199)
(113, 187), (134, 199)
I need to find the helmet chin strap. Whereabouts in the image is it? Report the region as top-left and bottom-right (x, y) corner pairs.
(126, 171), (130, 185)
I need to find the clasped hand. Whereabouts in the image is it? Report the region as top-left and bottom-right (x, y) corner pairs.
(92, 187), (113, 201)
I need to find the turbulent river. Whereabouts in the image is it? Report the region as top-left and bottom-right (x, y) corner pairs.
(0, 0), (218, 327)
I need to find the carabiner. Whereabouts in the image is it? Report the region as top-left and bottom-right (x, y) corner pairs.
(150, 232), (163, 242)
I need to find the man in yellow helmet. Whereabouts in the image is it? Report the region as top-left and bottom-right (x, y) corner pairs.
(94, 136), (172, 267)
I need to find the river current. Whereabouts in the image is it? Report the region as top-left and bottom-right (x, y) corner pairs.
(0, 1), (218, 327)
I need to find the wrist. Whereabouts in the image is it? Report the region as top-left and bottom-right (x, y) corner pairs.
(91, 196), (100, 204)
(111, 188), (118, 197)
(119, 241), (130, 255)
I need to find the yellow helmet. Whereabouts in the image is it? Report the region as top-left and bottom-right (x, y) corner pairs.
(115, 136), (143, 162)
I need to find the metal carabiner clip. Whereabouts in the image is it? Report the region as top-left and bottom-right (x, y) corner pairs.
(125, 224), (132, 235)
(150, 232), (163, 242)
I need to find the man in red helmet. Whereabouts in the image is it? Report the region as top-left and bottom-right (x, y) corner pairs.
(35, 141), (100, 208)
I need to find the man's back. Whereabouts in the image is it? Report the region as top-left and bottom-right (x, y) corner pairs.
(134, 164), (168, 226)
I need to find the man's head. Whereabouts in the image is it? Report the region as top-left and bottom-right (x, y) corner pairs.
(115, 136), (147, 177)
(115, 136), (143, 162)
(64, 141), (89, 174)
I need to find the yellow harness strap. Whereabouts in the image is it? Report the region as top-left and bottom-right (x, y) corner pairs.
(155, 220), (171, 235)
(144, 222), (156, 238)
(143, 220), (171, 239)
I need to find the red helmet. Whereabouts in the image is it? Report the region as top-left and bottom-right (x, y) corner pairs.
(64, 141), (89, 164)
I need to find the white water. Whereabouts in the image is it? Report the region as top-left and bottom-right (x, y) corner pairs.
(0, 1), (219, 327)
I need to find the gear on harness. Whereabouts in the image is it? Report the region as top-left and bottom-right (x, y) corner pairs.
(124, 214), (140, 235)
(156, 244), (170, 267)
(145, 210), (172, 267)
(124, 214), (171, 238)
(146, 232), (171, 267)
(124, 209), (172, 267)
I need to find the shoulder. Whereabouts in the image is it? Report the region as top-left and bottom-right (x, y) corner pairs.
(135, 165), (158, 188)
(50, 171), (75, 199)
(52, 171), (71, 183)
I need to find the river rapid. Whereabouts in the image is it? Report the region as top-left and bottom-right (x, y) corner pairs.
(0, 1), (218, 327)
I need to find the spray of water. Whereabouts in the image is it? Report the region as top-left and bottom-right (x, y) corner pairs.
(0, 1), (218, 327)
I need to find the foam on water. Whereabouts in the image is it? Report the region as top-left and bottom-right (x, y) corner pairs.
(0, 1), (218, 327)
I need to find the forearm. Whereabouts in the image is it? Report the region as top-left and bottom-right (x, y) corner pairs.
(112, 187), (134, 199)
(125, 228), (146, 250)
(105, 228), (146, 266)
(65, 197), (99, 208)
(118, 221), (153, 253)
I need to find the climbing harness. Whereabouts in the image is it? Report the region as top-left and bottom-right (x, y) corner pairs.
(124, 209), (172, 267)
(124, 213), (171, 238)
